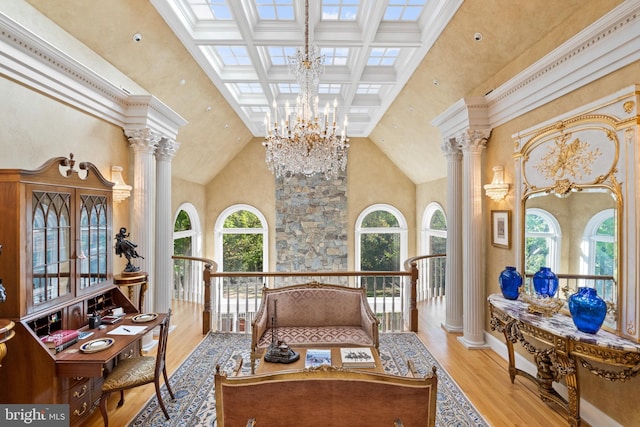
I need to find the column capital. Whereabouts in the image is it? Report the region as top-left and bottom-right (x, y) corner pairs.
(458, 129), (491, 153)
(125, 128), (163, 153)
(155, 137), (180, 161)
(441, 137), (463, 158)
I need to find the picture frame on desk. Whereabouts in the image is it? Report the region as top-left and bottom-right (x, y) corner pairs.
(491, 210), (511, 249)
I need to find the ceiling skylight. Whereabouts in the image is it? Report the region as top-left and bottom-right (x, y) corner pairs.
(152, 0), (460, 137)
(321, 0), (359, 21)
(383, 0), (426, 21)
(255, 0), (295, 20)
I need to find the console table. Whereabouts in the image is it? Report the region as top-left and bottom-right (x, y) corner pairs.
(488, 294), (640, 426)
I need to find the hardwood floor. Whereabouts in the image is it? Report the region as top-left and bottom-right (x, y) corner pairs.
(83, 298), (570, 426)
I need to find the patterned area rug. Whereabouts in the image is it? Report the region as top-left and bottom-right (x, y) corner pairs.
(129, 332), (487, 427)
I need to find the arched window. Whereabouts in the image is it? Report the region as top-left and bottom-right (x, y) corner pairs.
(525, 208), (561, 274)
(420, 203), (447, 298)
(581, 208), (616, 275)
(421, 203), (447, 255)
(173, 203), (202, 301)
(355, 204), (408, 271)
(215, 205), (268, 272)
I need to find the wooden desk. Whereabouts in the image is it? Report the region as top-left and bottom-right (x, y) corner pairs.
(114, 272), (148, 312)
(489, 294), (640, 426)
(56, 313), (164, 377)
(256, 346), (383, 375)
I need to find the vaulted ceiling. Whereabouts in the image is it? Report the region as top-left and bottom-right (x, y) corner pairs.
(25, 0), (619, 185)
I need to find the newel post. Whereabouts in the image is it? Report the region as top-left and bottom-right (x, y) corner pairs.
(203, 263), (213, 334)
(410, 261), (419, 332)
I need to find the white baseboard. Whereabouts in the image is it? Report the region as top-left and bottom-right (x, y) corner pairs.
(485, 332), (621, 427)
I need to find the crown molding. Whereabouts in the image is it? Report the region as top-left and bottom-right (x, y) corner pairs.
(0, 11), (187, 139)
(486, 0), (640, 127)
(433, 1), (640, 139)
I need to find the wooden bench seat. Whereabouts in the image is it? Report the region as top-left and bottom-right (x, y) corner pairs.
(214, 365), (438, 427)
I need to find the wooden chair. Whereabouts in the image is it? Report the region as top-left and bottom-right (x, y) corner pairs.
(99, 310), (175, 427)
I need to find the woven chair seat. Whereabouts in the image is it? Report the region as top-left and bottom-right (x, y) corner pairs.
(102, 356), (156, 391)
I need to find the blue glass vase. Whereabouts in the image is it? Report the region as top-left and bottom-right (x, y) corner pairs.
(569, 287), (607, 334)
(532, 267), (559, 297)
(499, 266), (522, 300)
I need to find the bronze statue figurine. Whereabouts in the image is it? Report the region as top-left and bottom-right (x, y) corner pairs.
(114, 227), (144, 273)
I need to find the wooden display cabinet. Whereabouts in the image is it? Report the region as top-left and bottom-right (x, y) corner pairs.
(0, 155), (139, 425)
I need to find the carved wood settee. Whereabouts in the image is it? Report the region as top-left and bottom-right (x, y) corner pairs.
(214, 365), (438, 427)
(250, 282), (380, 372)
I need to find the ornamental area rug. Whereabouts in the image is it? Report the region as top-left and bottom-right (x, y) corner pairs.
(129, 332), (488, 427)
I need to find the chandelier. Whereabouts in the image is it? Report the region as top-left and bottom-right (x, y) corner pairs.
(263, 0), (349, 180)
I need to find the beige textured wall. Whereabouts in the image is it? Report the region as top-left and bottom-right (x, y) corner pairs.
(347, 137), (416, 269)
(204, 138), (276, 267)
(204, 136), (416, 270)
(0, 76), (132, 273)
(0, 76), (131, 232)
(483, 61), (640, 425)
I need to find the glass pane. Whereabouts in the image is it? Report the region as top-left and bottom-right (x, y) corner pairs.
(430, 210), (446, 231)
(223, 234), (264, 271)
(360, 232), (400, 271)
(224, 210), (261, 228)
(525, 237), (550, 274)
(174, 236), (192, 256)
(430, 236), (446, 254)
(32, 191), (71, 305)
(174, 210), (192, 231)
(362, 210), (399, 228)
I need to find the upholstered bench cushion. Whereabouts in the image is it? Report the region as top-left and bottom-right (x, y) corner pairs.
(257, 326), (374, 349)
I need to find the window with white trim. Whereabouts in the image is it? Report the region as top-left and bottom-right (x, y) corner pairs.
(525, 208), (561, 274)
(215, 205), (268, 272)
(355, 204), (407, 271)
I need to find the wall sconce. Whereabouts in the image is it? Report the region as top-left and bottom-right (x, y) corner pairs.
(111, 166), (132, 203)
(484, 166), (510, 201)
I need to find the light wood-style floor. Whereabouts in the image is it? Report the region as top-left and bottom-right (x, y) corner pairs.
(82, 298), (570, 427)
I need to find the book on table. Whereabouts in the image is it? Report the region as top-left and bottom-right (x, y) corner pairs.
(340, 347), (376, 368)
(305, 349), (332, 368)
(41, 329), (80, 353)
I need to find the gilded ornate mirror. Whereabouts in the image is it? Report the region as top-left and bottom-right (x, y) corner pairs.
(515, 118), (622, 331)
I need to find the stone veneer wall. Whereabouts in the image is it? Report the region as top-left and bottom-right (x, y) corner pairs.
(275, 172), (348, 272)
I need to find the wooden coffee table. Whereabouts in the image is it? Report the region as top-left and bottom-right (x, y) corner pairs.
(256, 346), (383, 374)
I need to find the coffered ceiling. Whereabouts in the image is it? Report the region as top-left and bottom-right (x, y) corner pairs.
(24, 0), (617, 185)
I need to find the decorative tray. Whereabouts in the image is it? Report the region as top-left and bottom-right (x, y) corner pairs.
(521, 293), (564, 316)
(132, 313), (158, 323)
(80, 338), (115, 353)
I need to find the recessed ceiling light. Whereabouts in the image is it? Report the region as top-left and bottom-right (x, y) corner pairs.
(433, 79), (440, 86)
(132, 33), (142, 42)
(179, 79), (186, 86)
(206, 106), (212, 112)
(474, 32), (483, 42)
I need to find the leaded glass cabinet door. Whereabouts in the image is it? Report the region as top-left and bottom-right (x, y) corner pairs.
(77, 193), (110, 294)
(31, 190), (73, 308)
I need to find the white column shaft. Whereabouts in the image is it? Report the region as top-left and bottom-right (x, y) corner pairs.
(155, 138), (180, 312)
(442, 138), (463, 332)
(458, 130), (490, 348)
(126, 128), (160, 314)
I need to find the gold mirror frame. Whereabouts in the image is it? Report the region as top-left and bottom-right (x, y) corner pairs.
(515, 117), (623, 333)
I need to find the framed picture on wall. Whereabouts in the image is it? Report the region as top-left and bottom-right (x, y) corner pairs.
(491, 210), (511, 249)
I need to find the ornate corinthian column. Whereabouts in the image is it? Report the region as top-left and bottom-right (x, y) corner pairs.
(458, 129), (491, 349)
(441, 138), (463, 332)
(125, 128), (161, 315)
(155, 138), (180, 313)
